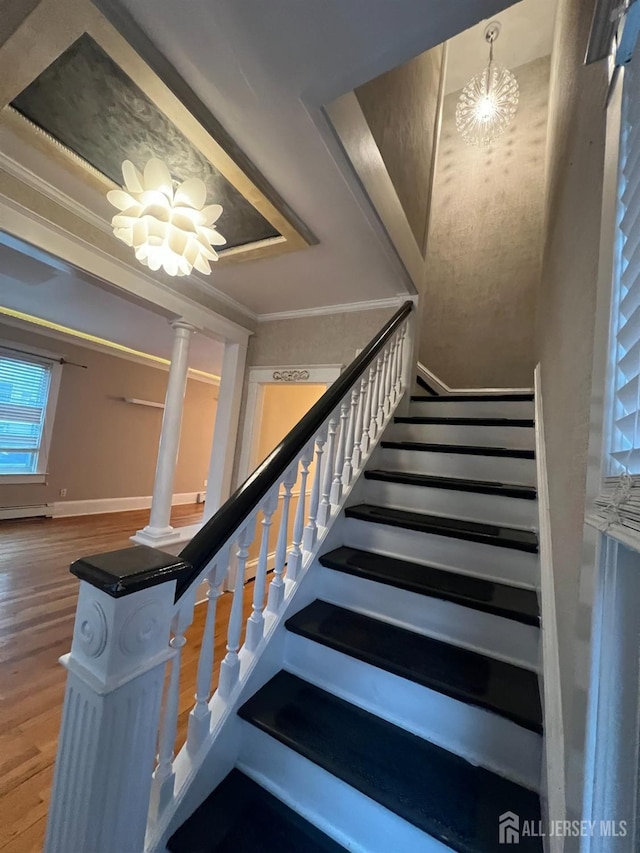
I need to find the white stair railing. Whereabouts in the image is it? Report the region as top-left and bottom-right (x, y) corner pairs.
(43, 301), (415, 853)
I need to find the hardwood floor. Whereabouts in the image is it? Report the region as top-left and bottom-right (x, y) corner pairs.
(0, 505), (254, 853)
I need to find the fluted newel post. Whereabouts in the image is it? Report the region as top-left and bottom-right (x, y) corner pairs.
(267, 465), (297, 613)
(287, 448), (313, 582)
(351, 377), (367, 471)
(218, 525), (255, 700)
(342, 388), (359, 486)
(330, 403), (350, 505)
(361, 367), (375, 455)
(303, 432), (326, 553)
(245, 491), (279, 652)
(317, 418), (338, 527)
(44, 546), (191, 853)
(187, 554), (228, 752)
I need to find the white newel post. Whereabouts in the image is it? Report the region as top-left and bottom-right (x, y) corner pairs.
(396, 307), (416, 416)
(44, 545), (192, 853)
(134, 320), (196, 545)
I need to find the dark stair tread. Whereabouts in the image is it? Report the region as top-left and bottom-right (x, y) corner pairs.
(381, 440), (536, 459)
(345, 504), (539, 554)
(319, 546), (540, 626)
(167, 768), (347, 853)
(411, 393), (534, 402)
(415, 374), (439, 395)
(286, 600), (542, 733)
(365, 469), (537, 500)
(395, 416), (534, 427)
(239, 672), (543, 853)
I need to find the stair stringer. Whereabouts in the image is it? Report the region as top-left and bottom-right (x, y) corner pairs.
(144, 407), (395, 853)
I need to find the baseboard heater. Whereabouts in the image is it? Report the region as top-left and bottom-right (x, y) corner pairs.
(0, 504), (53, 520)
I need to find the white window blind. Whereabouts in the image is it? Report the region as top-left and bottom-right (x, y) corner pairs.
(610, 47), (640, 477)
(593, 43), (640, 538)
(0, 347), (53, 475)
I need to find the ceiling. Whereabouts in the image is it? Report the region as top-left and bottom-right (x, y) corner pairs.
(444, 0), (558, 94)
(0, 238), (225, 376)
(0, 0), (520, 326)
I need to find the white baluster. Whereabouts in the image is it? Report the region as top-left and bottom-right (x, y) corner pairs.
(317, 417), (338, 527)
(370, 357), (382, 439)
(396, 326), (407, 395)
(330, 403), (350, 505)
(303, 431), (326, 553)
(150, 596), (195, 817)
(287, 447), (313, 582)
(384, 340), (395, 412)
(388, 337), (399, 407)
(377, 349), (389, 427)
(361, 366), (375, 456)
(342, 388), (359, 486)
(351, 376), (367, 471)
(245, 491), (278, 652)
(217, 524), (254, 700)
(267, 465), (297, 613)
(186, 554), (228, 752)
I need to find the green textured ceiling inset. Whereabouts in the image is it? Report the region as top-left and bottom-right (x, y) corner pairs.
(11, 34), (280, 250)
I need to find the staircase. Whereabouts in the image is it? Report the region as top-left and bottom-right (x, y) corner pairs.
(167, 389), (543, 852)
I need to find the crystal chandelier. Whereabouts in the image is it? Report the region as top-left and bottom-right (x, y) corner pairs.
(455, 22), (519, 148)
(107, 158), (226, 277)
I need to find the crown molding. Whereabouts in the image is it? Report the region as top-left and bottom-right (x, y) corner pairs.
(256, 295), (406, 323)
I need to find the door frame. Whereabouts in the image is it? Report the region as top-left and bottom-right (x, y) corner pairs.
(237, 363), (343, 484)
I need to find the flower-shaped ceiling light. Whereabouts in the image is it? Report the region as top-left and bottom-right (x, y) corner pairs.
(107, 158), (226, 277)
(456, 22), (519, 148)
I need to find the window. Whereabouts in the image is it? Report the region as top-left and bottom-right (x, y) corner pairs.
(609, 47), (640, 477)
(0, 345), (60, 481)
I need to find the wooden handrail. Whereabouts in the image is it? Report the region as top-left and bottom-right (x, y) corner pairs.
(177, 300), (414, 596)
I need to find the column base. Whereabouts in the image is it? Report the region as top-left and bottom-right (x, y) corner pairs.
(131, 526), (181, 549)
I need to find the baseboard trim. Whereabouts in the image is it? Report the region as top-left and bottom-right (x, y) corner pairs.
(535, 364), (566, 850)
(417, 361), (534, 396)
(51, 492), (200, 518)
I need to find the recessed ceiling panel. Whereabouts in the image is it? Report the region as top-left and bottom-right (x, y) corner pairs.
(11, 35), (279, 250)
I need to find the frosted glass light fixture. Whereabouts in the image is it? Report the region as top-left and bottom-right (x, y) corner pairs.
(455, 22), (519, 148)
(107, 158), (226, 277)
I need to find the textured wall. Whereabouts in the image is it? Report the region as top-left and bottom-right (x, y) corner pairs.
(356, 45), (444, 254)
(420, 56), (550, 388)
(232, 306), (396, 487)
(536, 0), (607, 823)
(0, 323), (218, 508)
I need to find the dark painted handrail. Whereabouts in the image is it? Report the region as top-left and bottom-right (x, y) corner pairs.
(177, 300), (413, 597)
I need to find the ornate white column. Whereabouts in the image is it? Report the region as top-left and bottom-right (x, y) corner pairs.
(44, 545), (190, 853)
(133, 320), (195, 546)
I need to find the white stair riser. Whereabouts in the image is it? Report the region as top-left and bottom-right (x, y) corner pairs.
(360, 478), (538, 529)
(387, 422), (535, 449)
(344, 517), (539, 589)
(318, 567), (540, 671)
(238, 721), (453, 853)
(284, 634), (542, 792)
(376, 447), (536, 485)
(409, 400), (534, 419)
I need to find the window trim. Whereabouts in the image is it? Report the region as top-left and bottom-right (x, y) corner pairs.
(0, 339), (63, 484)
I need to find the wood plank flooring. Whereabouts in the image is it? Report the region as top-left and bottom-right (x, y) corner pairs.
(0, 505), (254, 853)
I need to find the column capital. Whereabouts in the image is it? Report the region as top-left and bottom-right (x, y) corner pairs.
(170, 319), (197, 334)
